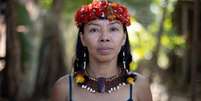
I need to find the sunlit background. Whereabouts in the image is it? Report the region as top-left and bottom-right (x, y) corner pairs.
(0, 0), (201, 101)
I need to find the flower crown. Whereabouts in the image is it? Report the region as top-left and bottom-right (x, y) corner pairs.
(75, 0), (131, 27)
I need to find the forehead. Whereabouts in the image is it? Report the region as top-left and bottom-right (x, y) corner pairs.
(85, 19), (123, 27)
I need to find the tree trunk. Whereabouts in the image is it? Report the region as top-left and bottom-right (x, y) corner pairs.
(150, 0), (169, 80)
(1, 0), (21, 100)
(33, 0), (67, 98)
(191, 0), (200, 100)
(152, 0), (169, 65)
(180, 1), (191, 89)
(16, 1), (44, 100)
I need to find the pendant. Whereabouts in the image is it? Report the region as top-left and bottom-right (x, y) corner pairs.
(97, 77), (106, 93)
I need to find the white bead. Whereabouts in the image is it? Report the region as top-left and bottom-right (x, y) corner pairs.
(82, 85), (86, 88)
(90, 88), (93, 92)
(122, 82), (126, 85)
(110, 88), (113, 92)
(117, 86), (120, 89)
(87, 87), (90, 91)
(113, 87), (116, 91)
(92, 90), (96, 93)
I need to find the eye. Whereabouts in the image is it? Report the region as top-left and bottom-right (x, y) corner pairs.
(110, 27), (119, 32)
(89, 28), (99, 33)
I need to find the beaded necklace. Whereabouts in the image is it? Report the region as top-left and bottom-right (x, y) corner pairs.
(74, 68), (136, 93)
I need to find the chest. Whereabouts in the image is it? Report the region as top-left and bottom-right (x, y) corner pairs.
(71, 85), (138, 101)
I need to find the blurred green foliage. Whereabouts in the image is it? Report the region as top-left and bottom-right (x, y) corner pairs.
(126, 0), (185, 71)
(38, 0), (53, 10)
(16, 3), (32, 64)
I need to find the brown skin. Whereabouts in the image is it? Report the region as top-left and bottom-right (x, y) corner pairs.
(51, 19), (152, 101)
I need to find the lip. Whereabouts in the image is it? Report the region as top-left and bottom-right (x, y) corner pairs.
(97, 47), (113, 55)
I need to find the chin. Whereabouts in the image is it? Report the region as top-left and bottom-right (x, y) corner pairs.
(96, 54), (116, 63)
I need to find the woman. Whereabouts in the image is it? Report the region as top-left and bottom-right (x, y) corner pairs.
(51, 0), (152, 101)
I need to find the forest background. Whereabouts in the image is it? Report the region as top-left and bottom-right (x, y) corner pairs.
(0, 0), (200, 101)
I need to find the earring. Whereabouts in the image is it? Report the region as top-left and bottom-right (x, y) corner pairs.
(123, 51), (128, 72)
(83, 52), (86, 70)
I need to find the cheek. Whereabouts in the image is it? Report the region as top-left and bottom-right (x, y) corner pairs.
(112, 34), (125, 48)
(84, 35), (98, 50)
(111, 35), (125, 55)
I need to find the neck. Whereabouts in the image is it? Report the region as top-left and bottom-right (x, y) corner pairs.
(87, 57), (119, 78)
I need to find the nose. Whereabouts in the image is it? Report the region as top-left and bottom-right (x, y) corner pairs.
(99, 32), (110, 42)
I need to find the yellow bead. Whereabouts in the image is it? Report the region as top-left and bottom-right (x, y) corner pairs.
(75, 74), (85, 83)
(127, 77), (135, 85)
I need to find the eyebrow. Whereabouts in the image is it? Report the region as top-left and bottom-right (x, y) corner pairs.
(86, 20), (122, 27)
(109, 21), (122, 26)
(86, 23), (100, 27)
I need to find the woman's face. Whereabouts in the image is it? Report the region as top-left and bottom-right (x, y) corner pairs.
(80, 19), (126, 63)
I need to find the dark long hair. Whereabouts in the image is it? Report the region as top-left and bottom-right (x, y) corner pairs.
(73, 25), (133, 72)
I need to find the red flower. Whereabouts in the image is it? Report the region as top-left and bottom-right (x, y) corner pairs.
(75, 1), (131, 27)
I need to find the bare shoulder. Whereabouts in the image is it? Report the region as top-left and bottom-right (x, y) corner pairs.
(54, 75), (68, 87)
(134, 73), (149, 86)
(50, 75), (69, 101)
(134, 73), (153, 101)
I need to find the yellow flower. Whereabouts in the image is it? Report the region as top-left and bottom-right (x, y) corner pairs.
(111, 2), (118, 7)
(75, 74), (85, 84)
(127, 77), (135, 85)
(108, 15), (116, 20)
